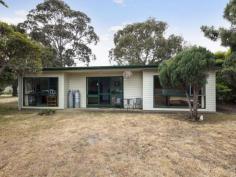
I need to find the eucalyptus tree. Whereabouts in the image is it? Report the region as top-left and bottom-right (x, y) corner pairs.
(0, 22), (42, 78)
(0, 0), (8, 7)
(109, 18), (184, 65)
(19, 0), (99, 67)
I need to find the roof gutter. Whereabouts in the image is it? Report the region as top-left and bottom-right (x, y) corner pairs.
(42, 65), (159, 72)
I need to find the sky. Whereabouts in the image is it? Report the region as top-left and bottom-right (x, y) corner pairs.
(0, 0), (231, 66)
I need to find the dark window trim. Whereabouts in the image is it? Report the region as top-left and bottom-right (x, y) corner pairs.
(86, 76), (124, 108)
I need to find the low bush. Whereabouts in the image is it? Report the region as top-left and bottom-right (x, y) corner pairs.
(38, 109), (56, 116)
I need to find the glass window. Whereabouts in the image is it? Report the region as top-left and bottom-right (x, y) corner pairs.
(87, 78), (99, 95)
(99, 77), (110, 94)
(87, 96), (99, 105)
(87, 77), (123, 108)
(110, 77), (123, 108)
(154, 76), (205, 108)
(23, 77), (58, 107)
(111, 77), (123, 94)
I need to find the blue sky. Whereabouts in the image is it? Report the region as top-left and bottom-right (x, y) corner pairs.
(0, 0), (230, 66)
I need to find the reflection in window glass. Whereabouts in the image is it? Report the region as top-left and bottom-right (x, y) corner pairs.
(88, 78), (99, 95)
(87, 96), (98, 105)
(110, 77), (123, 108)
(23, 77), (58, 107)
(111, 77), (123, 94)
(154, 76), (205, 108)
(87, 77), (123, 108)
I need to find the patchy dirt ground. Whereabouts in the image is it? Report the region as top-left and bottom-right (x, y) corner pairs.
(0, 97), (235, 177)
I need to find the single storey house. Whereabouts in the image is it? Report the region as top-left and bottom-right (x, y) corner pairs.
(17, 65), (216, 112)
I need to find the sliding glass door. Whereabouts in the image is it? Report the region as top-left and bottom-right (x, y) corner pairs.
(87, 78), (99, 105)
(99, 77), (110, 106)
(87, 77), (123, 108)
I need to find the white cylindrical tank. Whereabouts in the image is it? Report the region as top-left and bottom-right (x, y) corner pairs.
(74, 90), (80, 108)
(68, 90), (74, 108)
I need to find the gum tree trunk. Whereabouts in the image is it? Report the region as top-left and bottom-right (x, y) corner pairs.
(185, 91), (193, 119)
(192, 87), (199, 121)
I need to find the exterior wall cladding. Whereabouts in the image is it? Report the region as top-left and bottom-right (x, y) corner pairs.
(18, 68), (216, 112)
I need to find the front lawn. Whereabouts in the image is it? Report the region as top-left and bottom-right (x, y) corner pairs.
(0, 96), (235, 177)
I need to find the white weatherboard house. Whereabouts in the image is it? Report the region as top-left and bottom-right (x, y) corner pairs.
(18, 65), (216, 112)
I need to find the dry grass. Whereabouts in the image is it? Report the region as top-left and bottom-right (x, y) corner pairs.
(0, 97), (235, 177)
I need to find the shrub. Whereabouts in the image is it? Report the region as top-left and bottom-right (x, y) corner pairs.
(38, 109), (56, 116)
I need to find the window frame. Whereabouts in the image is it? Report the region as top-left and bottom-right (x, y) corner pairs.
(23, 77), (59, 107)
(86, 76), (124, 108)
(153, 75), (206, 109)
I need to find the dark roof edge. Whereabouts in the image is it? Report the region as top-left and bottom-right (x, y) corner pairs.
(42, 65), (158, 71)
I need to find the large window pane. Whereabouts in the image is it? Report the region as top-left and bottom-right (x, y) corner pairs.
(154, 95), (167, 107)
(99, 78), (110, 94)
(168, 96), (189, 107)
(87, 96), (99, 105)
(24, 78), (36, 106)
(100, 95), (110, 105)
(111, 77), (123, 94)
(111, 95), (123, 108)
(23, 77), (58, 107)
(88, 78), (99, 95)
(110, 77), (123, 108)
(154, 76), (205, 108)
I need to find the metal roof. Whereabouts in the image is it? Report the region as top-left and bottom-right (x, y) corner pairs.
(42, 65), (158, 71)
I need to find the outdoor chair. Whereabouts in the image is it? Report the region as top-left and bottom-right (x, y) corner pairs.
(123, 98), (135, 110)
(134, 98), (142, 109)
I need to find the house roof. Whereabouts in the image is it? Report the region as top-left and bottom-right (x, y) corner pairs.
(42, 65), (158, 72)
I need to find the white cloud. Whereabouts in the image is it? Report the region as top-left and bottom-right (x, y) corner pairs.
(113, 0), (124, 5)
(0, 10), (27, 24)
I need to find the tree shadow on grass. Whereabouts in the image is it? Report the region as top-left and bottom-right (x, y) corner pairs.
(156, 111), (236, 125)
(0, 98), (37, 124)
(201, 112), (236, 124)
(72, 108), (236, 125)
(0, 98), (19, 116)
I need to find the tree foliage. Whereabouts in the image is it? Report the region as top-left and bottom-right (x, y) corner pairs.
(214, 50), (230, 67)
(214, 50), (236, 102)
(19, 0), (99, 67)
(201, 0), (236, 103)
(158, 46), (215, 120)
(0, 0), (8, 7)
(0, 22), (42, 77)
(109, 18), (184, 65)
(0, 67), (14, 95)
(201, 0), (236, 51)
(221, 52), (236, 90)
